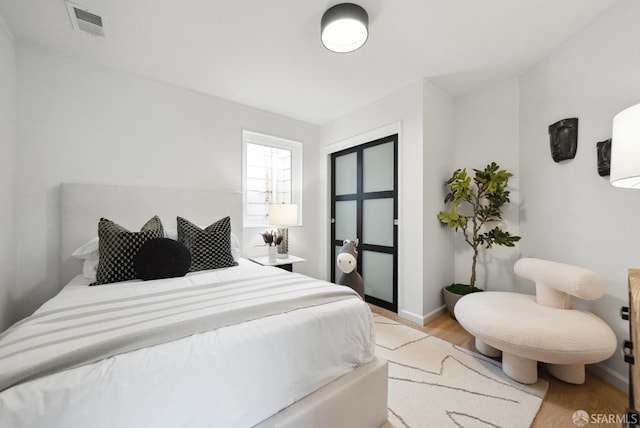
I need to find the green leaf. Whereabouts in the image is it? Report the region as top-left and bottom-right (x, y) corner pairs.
(480, 227), (521, 249)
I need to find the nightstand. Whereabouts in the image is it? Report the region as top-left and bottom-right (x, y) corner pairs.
(249, 255), (306, 272)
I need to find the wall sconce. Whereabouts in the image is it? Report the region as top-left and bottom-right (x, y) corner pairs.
(611, 103), (640, 188)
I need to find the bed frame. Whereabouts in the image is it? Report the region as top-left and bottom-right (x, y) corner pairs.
(59, 182), (388, 428)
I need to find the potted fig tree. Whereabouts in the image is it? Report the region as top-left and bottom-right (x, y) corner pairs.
(437, 162), (521, 318)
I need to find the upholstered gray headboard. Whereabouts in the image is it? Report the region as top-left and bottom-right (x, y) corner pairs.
(60, 183), (243, 285)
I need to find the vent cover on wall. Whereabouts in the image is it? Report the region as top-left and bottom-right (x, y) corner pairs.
(65, 1), (106, 37)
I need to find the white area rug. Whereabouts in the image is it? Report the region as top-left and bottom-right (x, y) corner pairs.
(374, 314), (548, 428)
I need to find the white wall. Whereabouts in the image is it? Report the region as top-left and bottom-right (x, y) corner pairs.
(0, 18), (16, 330)
(519, 0), (640, 387)
(7, 1), (637, 389)
(321, 80), (454, 324)
(452, 79), (521, 292)
(14, 42), (321, 322)
(422, 82), (455, 317)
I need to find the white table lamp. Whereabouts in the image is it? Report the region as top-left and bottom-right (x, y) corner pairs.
(611, 102), (640, 188)
(268, 203), (299, 258)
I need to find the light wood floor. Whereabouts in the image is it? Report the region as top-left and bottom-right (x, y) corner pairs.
(370, 305), (629, 428)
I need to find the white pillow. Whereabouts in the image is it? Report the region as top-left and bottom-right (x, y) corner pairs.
(230, 233), (241, 261)
(83, 258), (99, 282)
(164, 228), (179, 240)
(72, 237), (99, 260)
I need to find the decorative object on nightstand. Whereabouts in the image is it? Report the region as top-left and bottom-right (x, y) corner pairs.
(268, 203), (299, 259)
(249, 255), (306, 273)
(610, 101), (640, 422)
(259, 230), (282, 263)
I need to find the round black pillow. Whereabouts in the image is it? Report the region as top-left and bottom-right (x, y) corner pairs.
(133, 238), (191, 281)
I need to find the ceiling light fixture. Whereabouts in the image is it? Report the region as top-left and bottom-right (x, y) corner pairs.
(321, 3), (369, 53)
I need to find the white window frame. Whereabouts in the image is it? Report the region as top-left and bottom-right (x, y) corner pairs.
(242, 130), (303, 228)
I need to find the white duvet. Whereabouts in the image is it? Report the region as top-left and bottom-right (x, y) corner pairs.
(0, 259), (375, 428)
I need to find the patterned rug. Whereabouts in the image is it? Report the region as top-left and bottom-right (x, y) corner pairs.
(374, 314), (548, 428)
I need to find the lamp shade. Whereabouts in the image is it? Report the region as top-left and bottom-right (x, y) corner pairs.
(321, 3), (368, 53)
(611, 102), (640, 188)
(268, 203), (299, 226)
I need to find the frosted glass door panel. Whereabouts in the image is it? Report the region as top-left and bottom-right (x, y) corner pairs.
(335, 200), (357, 242)
(362, 198), (394, 247)
(335, 153), (357, 196)
(363, 142), (394, 193)
(362, 251), (393, 302)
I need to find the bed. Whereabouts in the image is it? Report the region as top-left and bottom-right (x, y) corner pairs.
(0, 183), (388, 428)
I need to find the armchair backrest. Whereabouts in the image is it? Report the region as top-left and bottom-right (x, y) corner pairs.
(514, 258), (604, 309)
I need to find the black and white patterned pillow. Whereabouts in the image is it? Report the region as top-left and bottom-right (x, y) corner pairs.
(177, 216), (237, 272)
(91, 216), (165, 285)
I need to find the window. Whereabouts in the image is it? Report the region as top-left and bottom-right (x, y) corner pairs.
(242, 130), (302, 228)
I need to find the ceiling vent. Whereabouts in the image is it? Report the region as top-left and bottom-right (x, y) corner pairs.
(66, 1), (106, 38)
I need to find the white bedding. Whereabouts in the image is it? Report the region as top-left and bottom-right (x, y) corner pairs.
(0, 259), (375, 428)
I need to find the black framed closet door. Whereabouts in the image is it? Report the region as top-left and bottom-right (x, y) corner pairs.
(330, 134), (398, 312)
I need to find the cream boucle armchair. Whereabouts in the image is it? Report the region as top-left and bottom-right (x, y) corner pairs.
(455, 258), (617, 384)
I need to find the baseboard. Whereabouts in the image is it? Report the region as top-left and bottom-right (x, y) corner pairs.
(399, 305), (446, 326)
(398, 309), (424, 325)
(587, 363), (628, 393)
(423, 305), (447, 325)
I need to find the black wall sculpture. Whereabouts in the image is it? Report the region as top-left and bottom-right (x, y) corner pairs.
(596, 139), (611, 177)
(548, 118), (578, 162)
